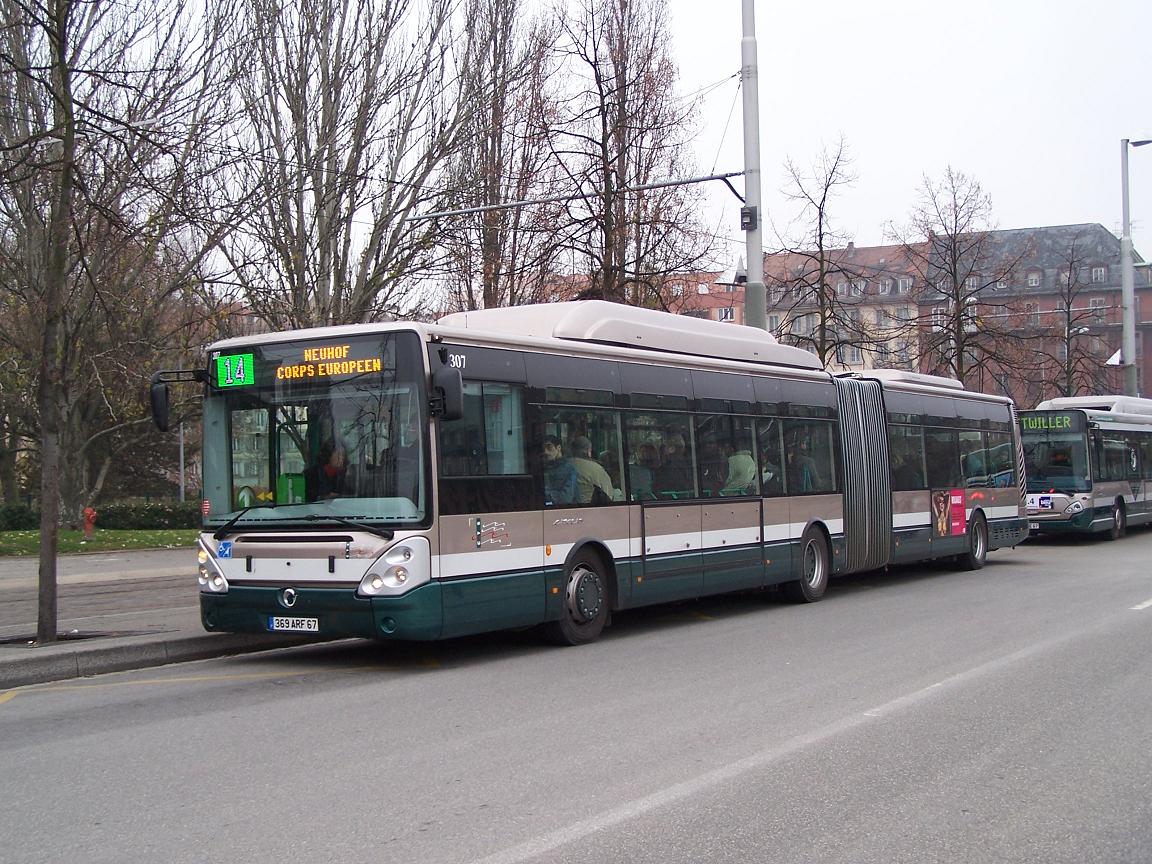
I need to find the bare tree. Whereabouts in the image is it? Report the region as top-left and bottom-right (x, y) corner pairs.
(892, 168), (1027, 387)
(436, 0), (566, 312)
(550, 0), (716, 305)
(767, 139), (887, 366)
(0, 0), (243, 641)
(220, 0), (479, 328)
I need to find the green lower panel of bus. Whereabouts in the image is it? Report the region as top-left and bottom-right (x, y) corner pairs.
(1029, 509), (1095, 534)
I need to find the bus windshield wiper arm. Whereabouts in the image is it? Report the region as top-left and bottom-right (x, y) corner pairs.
(300, 513), (394, 540)
(213, 504), (275, 539)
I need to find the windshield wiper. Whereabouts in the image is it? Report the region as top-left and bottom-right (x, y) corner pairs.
(211, 504), (276, 539)
(300, 513), (394, 540)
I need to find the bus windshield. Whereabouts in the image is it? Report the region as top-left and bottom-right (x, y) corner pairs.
(1020, 412), (1090, 493)
(201, 331), (427, 528)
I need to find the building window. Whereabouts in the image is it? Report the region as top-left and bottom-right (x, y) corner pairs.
(1092, 266), (1107, 283)
(964, 276), (979, 291)
(878, 278), (892, 295)
(1027, 271), (1041, 288)
(1090, 296), (1106, 322)
(931, 306), (947, 329)
(851, 280), (866, 296)
(897, 277), (912, 294)
(836, 281), (848, 296)
(717, 307), (734, 322)
(896, 306), (912, 321)
(1025, 303), (1039, 326)
(767, 314), (781, 332)
(874, 309), (887, 328)
(995, 280), (1006, 291)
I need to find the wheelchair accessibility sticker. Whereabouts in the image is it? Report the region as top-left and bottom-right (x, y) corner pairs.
(218, 541), (233, 558)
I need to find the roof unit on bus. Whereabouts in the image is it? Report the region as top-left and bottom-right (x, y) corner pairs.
(1037, 395), (1152, 416)
(436, 301), (823, 370)
(852, 369), (965, 391)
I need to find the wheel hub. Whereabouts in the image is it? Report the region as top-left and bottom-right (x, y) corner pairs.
(567, 567), (603, 623)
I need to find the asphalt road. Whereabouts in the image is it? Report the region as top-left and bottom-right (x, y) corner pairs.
(2, 534), (1151, 864)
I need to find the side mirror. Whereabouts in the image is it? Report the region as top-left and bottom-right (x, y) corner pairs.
(431, 366), (463, 421)
(149, 379), (171, 432)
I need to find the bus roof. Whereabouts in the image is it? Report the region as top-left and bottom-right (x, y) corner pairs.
(1036, 395), (1152, 416)
(436, 301), (823, 370)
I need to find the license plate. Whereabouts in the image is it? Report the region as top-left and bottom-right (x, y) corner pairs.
(268, 616), (319, 633)
(1029, 522), (1039, 530)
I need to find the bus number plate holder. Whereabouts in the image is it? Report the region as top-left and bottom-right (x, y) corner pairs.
(268, 616), (319, 633)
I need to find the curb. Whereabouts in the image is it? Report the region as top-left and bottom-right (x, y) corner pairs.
(0, 632), (337, 690)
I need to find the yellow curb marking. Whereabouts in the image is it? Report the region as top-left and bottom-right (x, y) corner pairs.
(0, 691), (17, 707)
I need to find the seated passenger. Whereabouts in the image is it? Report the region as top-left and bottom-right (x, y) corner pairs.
(305, 443), (348, 501)
(721, 444), (757, 495)
(654, 432), (694, 497)
(541, 435), (578, 506)
(570, 436), (615, 504)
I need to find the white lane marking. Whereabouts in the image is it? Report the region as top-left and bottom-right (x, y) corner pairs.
(467, 636), (1069, 864)
(1131, 598), (1152, 611)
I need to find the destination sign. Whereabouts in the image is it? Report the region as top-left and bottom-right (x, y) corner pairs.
(276, 343), (383, 381)
(1020, 412), (1083, 432)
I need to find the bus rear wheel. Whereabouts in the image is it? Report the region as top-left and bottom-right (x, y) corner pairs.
(956, 513), (988, 571)
(1108, 501), (1126, 541)
(543, 553), (610, 645)
(782, 526), (829, 603)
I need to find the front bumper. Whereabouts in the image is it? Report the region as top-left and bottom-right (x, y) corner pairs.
(200, 582), (444, 641)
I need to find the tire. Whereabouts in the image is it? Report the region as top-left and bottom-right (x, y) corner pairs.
(542, 552), (611, 645)
(1108, 501), (1126, 541)
(956, 513), (988, 571)
(781, 526), (830, 603)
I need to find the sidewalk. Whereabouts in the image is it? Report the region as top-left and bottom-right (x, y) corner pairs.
(0, 548), (331, 689)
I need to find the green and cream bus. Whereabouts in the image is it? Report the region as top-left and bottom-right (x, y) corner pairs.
(1020, 396), (1152, 539)
(152, 301), (1028, 645)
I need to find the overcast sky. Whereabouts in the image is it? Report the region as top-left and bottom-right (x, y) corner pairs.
(668, 0), (1152, 269)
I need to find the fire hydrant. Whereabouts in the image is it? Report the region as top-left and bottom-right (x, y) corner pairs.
(83, 506), (97, 539)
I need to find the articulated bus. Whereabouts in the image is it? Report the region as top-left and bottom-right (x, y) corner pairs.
(1020, 395), (1152, 539)
(151, 302), (1028, 645)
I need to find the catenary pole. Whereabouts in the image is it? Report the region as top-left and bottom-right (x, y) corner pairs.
(741, 0), (766, 330)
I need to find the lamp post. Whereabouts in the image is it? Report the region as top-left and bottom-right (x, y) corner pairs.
(1120, 138), (1151, 396)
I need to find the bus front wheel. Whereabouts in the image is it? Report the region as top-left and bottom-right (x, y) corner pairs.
(543, 553), (610, 645)
(1108, 501), (1126, 541)
(782, 526), (830, 603)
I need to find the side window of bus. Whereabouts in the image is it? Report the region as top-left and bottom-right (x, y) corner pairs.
(924, 429), (962, 488)
(1094, 433), (1130, 482)
(782, 419), (836, 494)
(757, 417), (785, 497)
(627, 411), (697, 500)
(889, 425), (925, 491)
(695, 414), (758, 497)
(984, 431), (1016, 487)
(438, 381), (532, 514)
(533, 408), (624, 506)
(959, 430), (988, 487)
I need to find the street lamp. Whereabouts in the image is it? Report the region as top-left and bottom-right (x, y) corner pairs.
(1120, 138), (1151, 396)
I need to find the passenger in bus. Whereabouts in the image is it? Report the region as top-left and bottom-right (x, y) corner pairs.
(541, 435), (578, 506)
(305, 442), (348, 501)
(786, 436), (821, 493)
(570, 436), (615, 504)
(628, 443), (658, 499)
(722, 444), (757, 495)
(697, 436), (727, 496)
(655, 431), (694, 497)
(893, 454), (924, 488)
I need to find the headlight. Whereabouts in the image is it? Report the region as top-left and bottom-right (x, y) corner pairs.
(358, 539), (429, 597)
(1066, 501), (1084, 514)
(196, 540), (229, 593)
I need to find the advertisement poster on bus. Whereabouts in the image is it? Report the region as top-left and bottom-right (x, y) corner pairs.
(932, 489), (967, 537)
